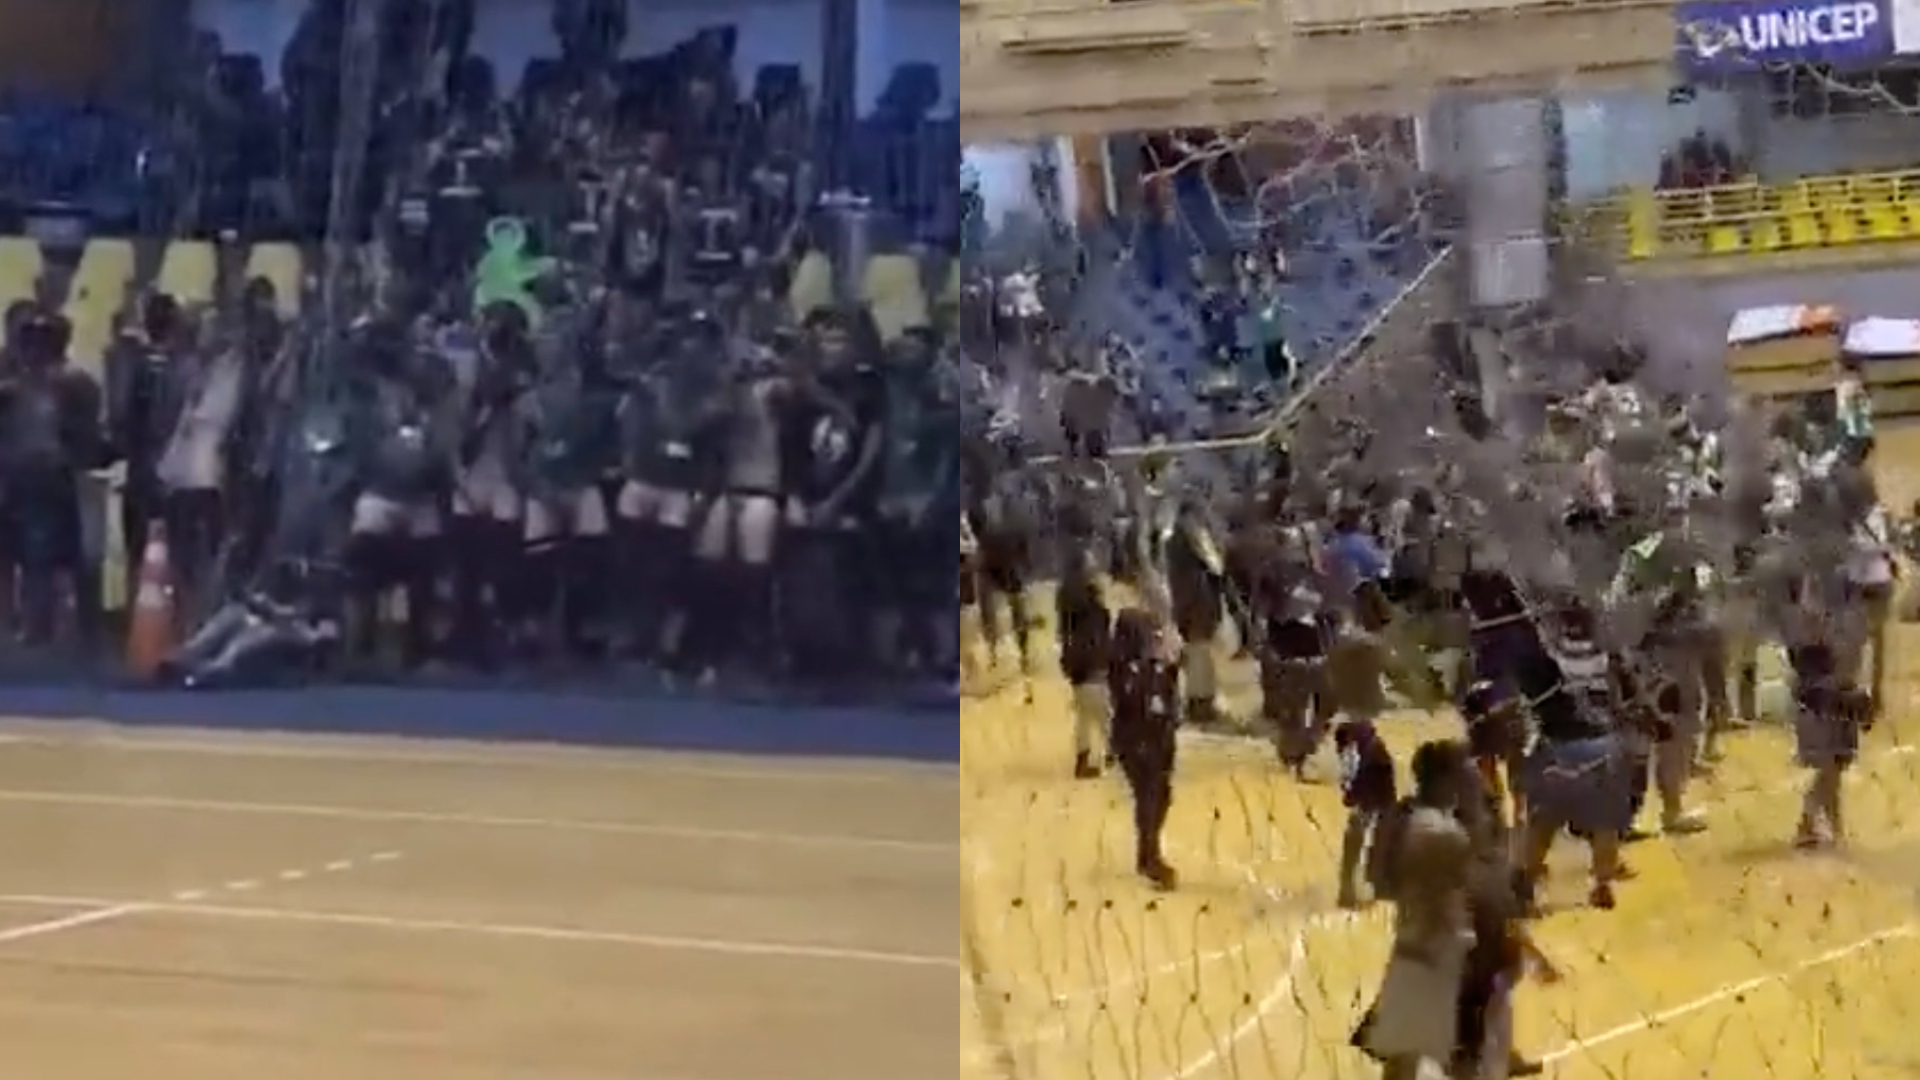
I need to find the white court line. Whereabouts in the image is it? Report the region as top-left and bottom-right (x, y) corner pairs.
(0, 892), (959, 970)
(1541, 923), (1917, 1064)
(1163, 926), (1312, 1080)
(0, 903), (146, 944)
(0, 788), (953, 854)
(1124, 738), (1920, 1079)
(0, 848), (407, 947)
(0, 723), (957, 787)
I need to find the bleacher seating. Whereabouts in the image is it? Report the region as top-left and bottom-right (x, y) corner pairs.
(1082, 180), (1430, 440)
(154, 240), (217, 308)
(1585, 167), (1920, 262)
(245, 243), (305, 318)
(62, 238), (134, 374)
(0, 94), (145, 226)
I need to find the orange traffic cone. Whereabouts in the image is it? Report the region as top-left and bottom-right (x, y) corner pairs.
(126, 522), (177, 680)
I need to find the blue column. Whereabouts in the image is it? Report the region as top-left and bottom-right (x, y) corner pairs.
(820, 0), (860, 193)
(855, 0), (889, 118)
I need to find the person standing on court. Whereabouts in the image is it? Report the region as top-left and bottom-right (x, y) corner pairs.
(1354, 740), (1475, 1080)
(1057, 550), (1112, 780)
(1785, 580), (1874, 850)
(1107, 608), (1181, 890)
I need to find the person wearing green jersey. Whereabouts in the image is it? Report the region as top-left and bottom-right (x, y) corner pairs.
(1834, 356), (1874, 456)
(1607, 521), (1714, 836)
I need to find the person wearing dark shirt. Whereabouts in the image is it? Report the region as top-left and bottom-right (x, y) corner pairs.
(965, 449), (1034, 680)
(1259, 541), (1331, 774)
(1108, 607), (1181, 890)
(0, 310), (107, 648)
(1056, 552), (1112, 779)
(1334, 717), (1397, 908)
(1787, 606), (1875, 849)
(1461, 565), (1533, 701)
(1453, 826), (1552, 1079)
(1165, 501), (1225, 724)
(876, 331), (956, 677)
(1512, 606), (1635, 911)
(106, 294), (191, 606)
(779, 308), (885, 679)
(1461, 679), (1526, 828)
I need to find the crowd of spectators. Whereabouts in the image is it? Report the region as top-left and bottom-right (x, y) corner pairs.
(0, 0), (963, 700)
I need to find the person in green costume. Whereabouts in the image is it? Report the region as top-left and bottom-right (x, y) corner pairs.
(472, 217), (556, 327)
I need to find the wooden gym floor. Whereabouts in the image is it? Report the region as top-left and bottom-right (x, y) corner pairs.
(0, 717), (959, 1080)
(961, 424), (1920, 1080)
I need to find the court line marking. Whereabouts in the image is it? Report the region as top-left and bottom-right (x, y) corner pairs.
(1013, 738), (1920, 1077)
(1541, 922), (1917, 1064)
(0, 788), (954, 854)
(0, 892), (959, 970)
(1163, 925), (1311, 1080)
(0, 903), (147, 944)
(0, 724), (958, 787)
(0, 849), (407, 947)
(1046, 740), (1920, 1019)
(170, 850), (404, 903)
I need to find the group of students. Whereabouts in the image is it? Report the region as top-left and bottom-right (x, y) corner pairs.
(0, 71), (966, 699)
(0, 279), (962, 695)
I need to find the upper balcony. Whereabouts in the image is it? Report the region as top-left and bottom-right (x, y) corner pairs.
(961, 0), (1678, 139)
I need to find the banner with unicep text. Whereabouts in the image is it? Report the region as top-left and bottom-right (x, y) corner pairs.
(1674, 0), (1899, 73)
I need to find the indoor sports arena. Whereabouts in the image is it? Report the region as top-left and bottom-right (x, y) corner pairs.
(960, 0), (1920, 1075)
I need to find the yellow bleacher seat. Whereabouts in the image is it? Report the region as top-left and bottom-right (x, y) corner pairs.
(61, 238), (134, 377)
(1823, 207), (1861, 245)
(0, 237), (42, 346)
(788, 250), (832, 322)
(244, 243), (303, 318)
(1706, 224), (1745, 255)
(1866, 204), (1906, 241)
(862, 254), (928, 344)
(155, 240), (216, 307)
(1602, 167), (1920, 262)
(1775, 186), (1815, 215)
(1788, 213), (1822, 248)
(1625, 222), (1656, 260)
(0, 236), (42, 291)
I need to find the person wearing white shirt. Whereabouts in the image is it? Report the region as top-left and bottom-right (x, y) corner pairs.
(154, 340), (247, 625)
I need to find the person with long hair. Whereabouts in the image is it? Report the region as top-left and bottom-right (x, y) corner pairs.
(1107, 607), (1181, 890)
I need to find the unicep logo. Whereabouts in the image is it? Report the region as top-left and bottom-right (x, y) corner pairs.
(1681, 2), (1879, 58)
